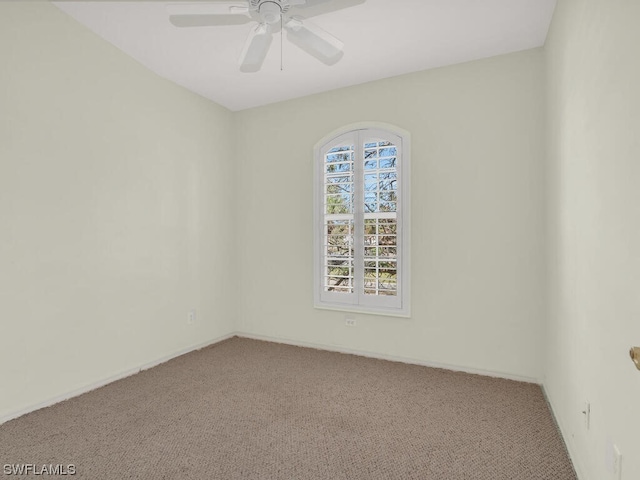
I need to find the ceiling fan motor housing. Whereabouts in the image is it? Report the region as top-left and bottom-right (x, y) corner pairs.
(252, 0), (290, 24)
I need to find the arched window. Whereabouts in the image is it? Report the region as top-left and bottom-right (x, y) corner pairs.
(314, 124), (411, 316)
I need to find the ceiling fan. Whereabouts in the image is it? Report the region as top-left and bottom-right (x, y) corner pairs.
(167, 0), (365, 73)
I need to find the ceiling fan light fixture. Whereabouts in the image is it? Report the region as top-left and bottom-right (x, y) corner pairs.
(259, 1), (283, 24)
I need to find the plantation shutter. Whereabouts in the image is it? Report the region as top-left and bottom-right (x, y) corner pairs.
(320, 132), (357, 305)
(318, 129), (404, 311)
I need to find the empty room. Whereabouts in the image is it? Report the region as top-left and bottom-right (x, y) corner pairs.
(1, 0), (638, 479)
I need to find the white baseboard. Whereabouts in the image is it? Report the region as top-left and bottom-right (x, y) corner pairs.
(0, 332), (235, 425)
(541, 384), (589, 480)
(236, 331), (541, 384)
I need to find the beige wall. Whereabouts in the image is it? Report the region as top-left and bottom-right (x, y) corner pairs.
(544, 1), (640, 479)
(12, 7), (638, 478)
(6, 3), (638, 477)
(0, 3), (237, 420)
(235, 49), (547, 381)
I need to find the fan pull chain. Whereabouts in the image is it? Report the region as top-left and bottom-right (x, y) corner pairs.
(280, 14), (284, 71)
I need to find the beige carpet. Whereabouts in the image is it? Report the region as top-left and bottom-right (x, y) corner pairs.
(0, 337), (576, 479)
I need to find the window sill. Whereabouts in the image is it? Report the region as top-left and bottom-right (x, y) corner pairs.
(314, 303), (411, 318)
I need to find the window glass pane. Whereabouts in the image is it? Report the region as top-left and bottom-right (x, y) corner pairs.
(364, 173), (378, 191)
(326, 183), (352, 194)
(379, 147), (397, 157)
(364, 160), (377, 170)
(379, 157), (396, 169)
(380, 202), (396, 213)
(326, 162), (352, 173)
(325, 195), (352, 214)
(364, 194), (377, 213)
(379, 172), (397, 191)
(328, 145), (353, 154)
(326, 174), (352, 185)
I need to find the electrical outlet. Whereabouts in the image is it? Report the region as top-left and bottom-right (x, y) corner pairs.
(188, 309), (196, 325)
(345, 317), (356, 327)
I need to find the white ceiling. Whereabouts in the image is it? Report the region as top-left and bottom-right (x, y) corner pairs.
(53, 0), (557, 111)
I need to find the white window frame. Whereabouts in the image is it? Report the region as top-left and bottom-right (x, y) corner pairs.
(313, 123), (411, 317)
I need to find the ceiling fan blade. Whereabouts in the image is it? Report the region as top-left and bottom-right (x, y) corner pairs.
(169, 14), (252, 28)
(167, 2), (251, 27)
(166, 2), (250, 17)
(239, 23), (273, 73)
(284, 17), (344, 65)
(287, 0), (366, 18)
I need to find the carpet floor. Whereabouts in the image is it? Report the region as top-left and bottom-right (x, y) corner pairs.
(0, 337), (576, 479)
